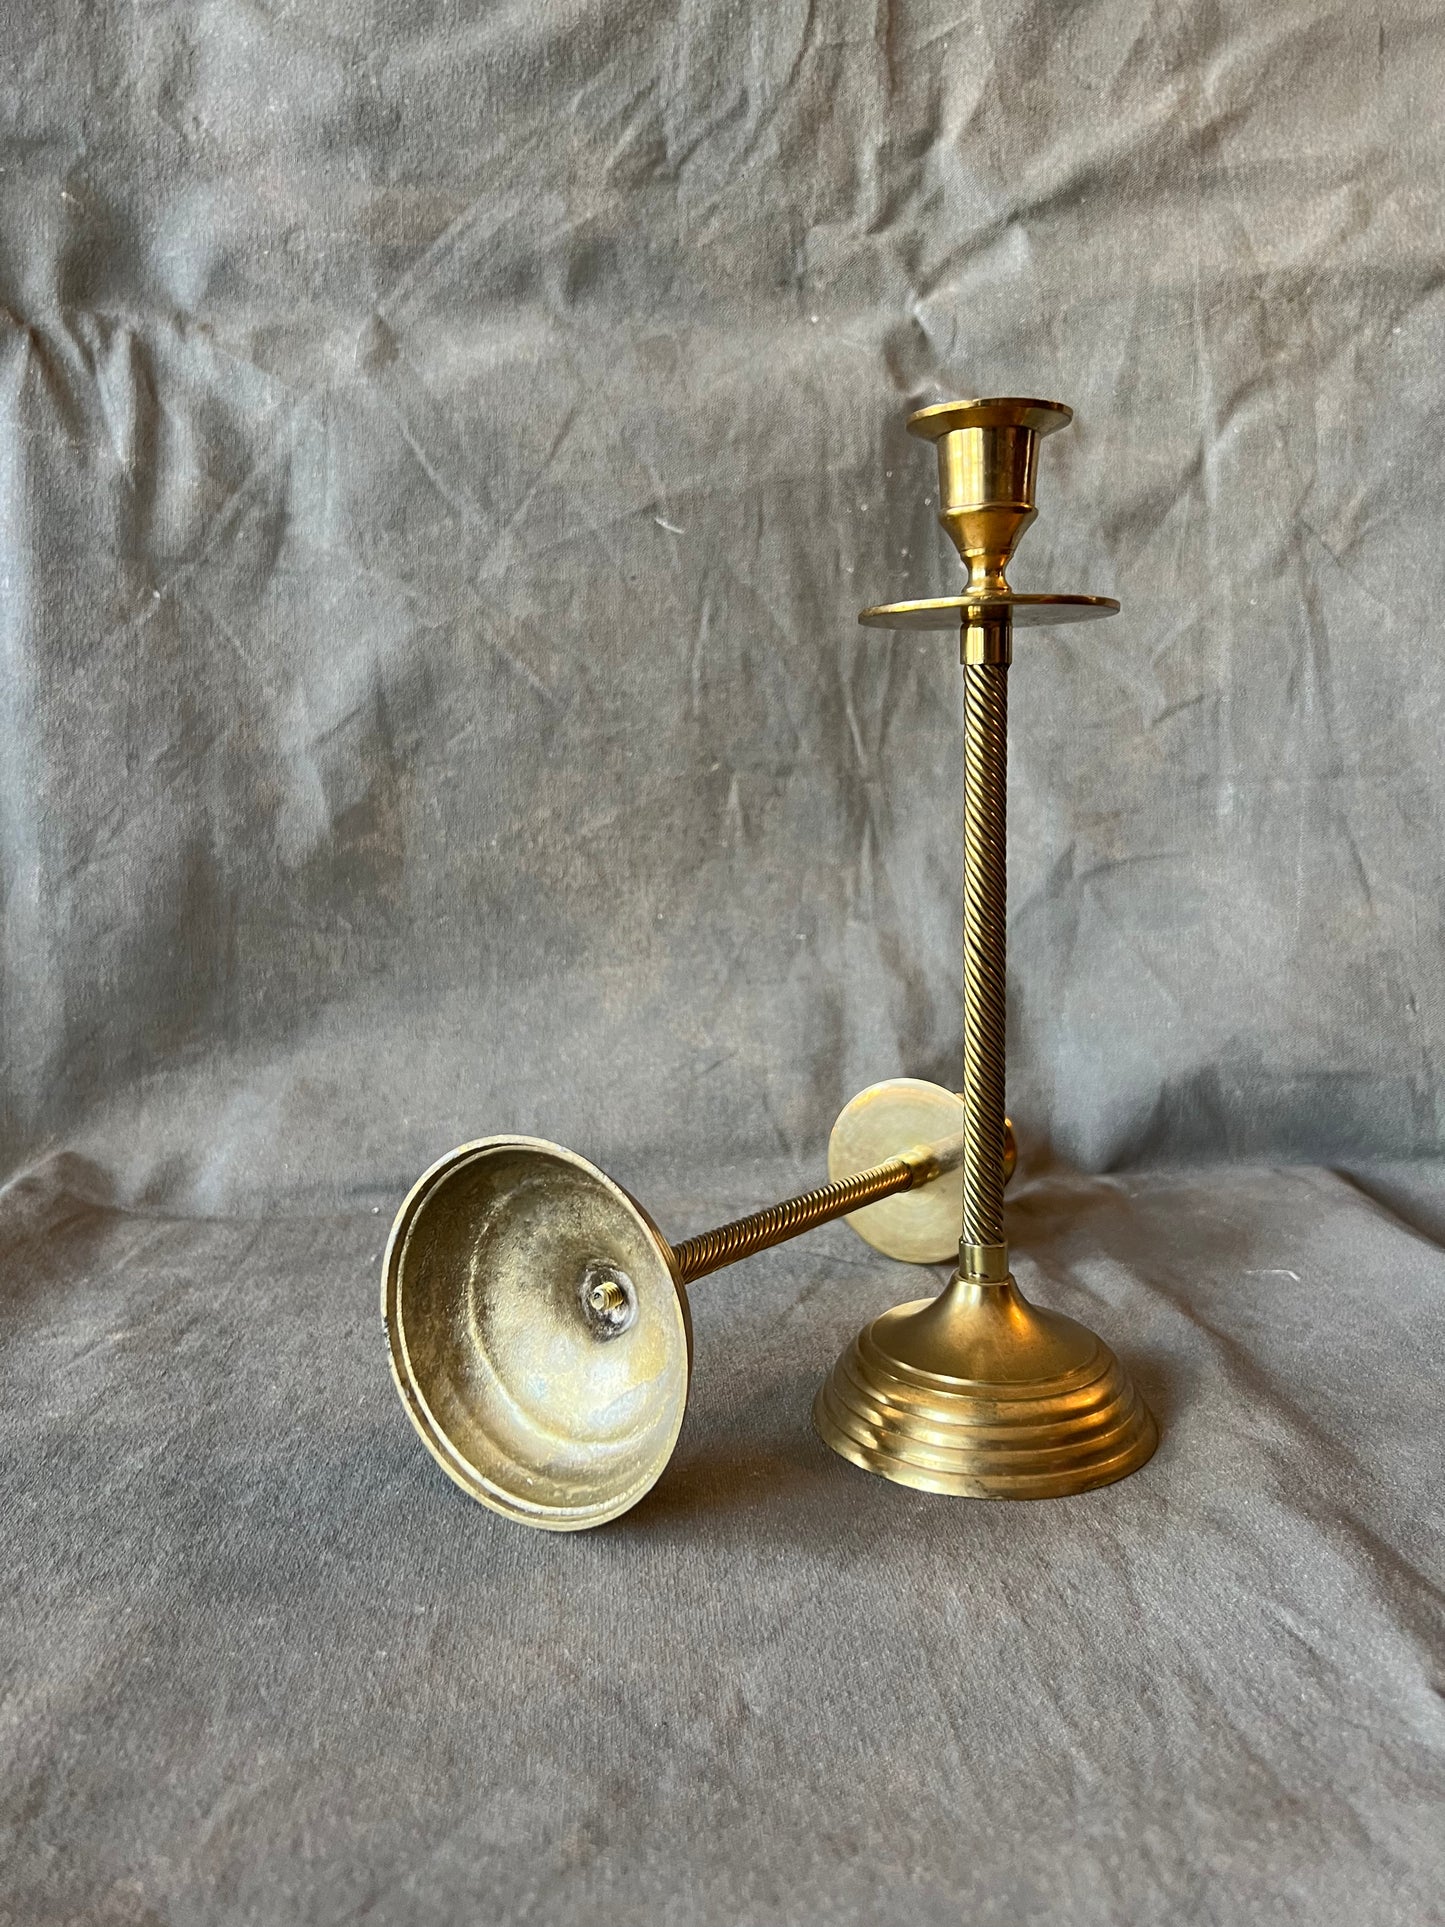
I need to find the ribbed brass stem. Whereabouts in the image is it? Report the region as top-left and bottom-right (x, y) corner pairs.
(671, 1158), (915, 1285)
(961, 652), (1009, 1271)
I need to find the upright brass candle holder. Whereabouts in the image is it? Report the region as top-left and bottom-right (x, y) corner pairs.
(813, 398), (1158, 1498)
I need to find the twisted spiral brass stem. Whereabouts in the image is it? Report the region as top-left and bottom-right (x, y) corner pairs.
(670, 1159), (914, 1285)
(961, 658), (1009, 1262)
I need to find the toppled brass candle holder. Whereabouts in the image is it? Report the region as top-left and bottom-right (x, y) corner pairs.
(813, 397), (1158, 1497)
(382, 1082), (1016, 1529)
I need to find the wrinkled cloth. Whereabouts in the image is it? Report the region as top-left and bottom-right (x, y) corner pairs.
(2, 1153), (1442, 1925)
(3, 0), (1445, 1920)
(2, 0), (1444, 1206)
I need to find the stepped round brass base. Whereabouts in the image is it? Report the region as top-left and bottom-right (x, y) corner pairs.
(814, 1275), (1156, 1498)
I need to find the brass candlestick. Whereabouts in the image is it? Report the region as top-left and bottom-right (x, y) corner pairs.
(814, 398), (1158, 1498)
(382, 1087), (1015, 1530)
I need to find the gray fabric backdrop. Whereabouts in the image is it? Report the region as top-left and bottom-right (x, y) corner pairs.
(4, 0), (1443, 1208)
(3, 2), (1443, 1923)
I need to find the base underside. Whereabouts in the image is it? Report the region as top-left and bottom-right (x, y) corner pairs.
(814, 1284), (1157, 1499)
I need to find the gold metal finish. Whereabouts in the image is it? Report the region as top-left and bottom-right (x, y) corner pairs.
(813, 1281), (1157, 1498)
(960, 640), (1010, 1281)
(911, 395), (1070, 595)
(382, 1138), (691, 1533)
(383, 1093), (1006, 1531)
(859, 593), (1118, 631)
(862, 398), (1118, 632)
(815, 396), (1157, 1500)
(672, 1157), (919, 1284)
(828, 1078), (1016, 1265)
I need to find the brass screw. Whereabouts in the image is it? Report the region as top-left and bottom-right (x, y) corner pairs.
(670, 1152), (928, 1284)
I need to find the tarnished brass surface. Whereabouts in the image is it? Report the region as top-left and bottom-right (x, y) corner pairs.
(384, 1095), (1002, 1529)
(383, 1137), (692, 1531)
(828, 1079), (1017, 1265)
(816, 395), (1156, 1499)
(386, 392), (1155, 1525)
(671, 1158), (918, 1284)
